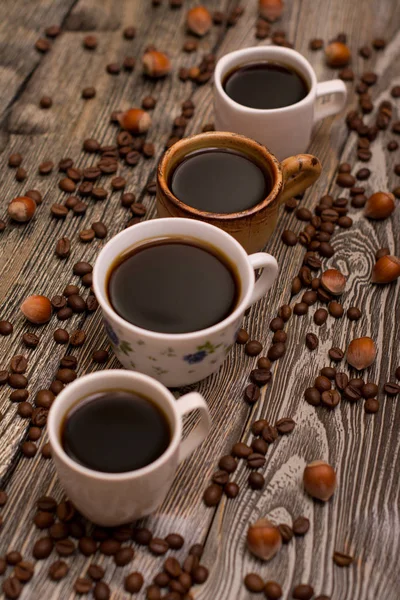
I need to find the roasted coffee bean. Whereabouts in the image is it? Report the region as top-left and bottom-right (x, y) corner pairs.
(384, 382), (400, 396)
(79, 537), (97, 556)
(278, 523), (293, 543)
(361, 382), (378, 399)
(236, 328), (249, 344)
(33, 537), (53, 559)
(92, 350), (109, 363)
(248, 472), (265, 490)
(305, 333), (319, 350)
(133, 527), (152, 545)
(302, 291), (317, 306)
(2, 577), (22, 599)
(52, 295), (67, 310)
(266, 343), (285, 362)
(79, 228), (95, 242)
(56, 368), (77, 384)
(319, 242), (335, 258)
(328, 301), (344, 318)
(251, 419), (269, 436)
(67, 294), (86, 313)
(282, 230), (298, 246)
(125, 572), (144, 593)
(26, 188), (43, 203)
(54, 329), (69, 344)
(329, 347), (344, 361)
(343, 385), (362, 402)
(203, 484), (222, 506)
(15, 166), (27, 181)
(251, 438), (268, 455)
(149, 538), (169, 556)
(35, 389), (55, 409)
(244, 573), (265, 592)
(292, 584), (314, 599)
(9, 374), (28, 389)
(39, 161), (54, 175)
(333, 372), (347, 391)
(276, 417), (296, 434)
(22, 333), (39, 348)
(34, 510), (54, 529)
(262, 424), (278, 443)
(49, 522), (69, 540)
(270, 317), (284, 332)
(0, 370), (9, 385)
(99, 539), (121, 556)
(0, 557), (7, 574)
(82, 273), (92, 287)
(365, 398), (380, 413)
(313, 308), (328, 326)
(320, 367), (336, 380)
(315, 376), (331, 393)
(293, 516), (310, 535)
(231, 442), (252, 459)
(218, 455), (237, 473)
(87, 564), (105, 581)
(93, 581), (110, 600)
(189, 543), (204, 558)
(293, 302), (308, 316)
(192, 565), (209, 584)
(74, 578), (93, 594)
(10, 389), (29, 402)
(6, 552), (22, 566)
(245, 340), (262, 356)
(165, 533), (184, 550)
(304, 387), (321, 406)
(17, 402), (32, 418)
(50, 380), (64, 395)
(0, 321), (13, 336)
(247, 453), (266, 469)
(70, 330), (86, 346)
(333, 551), (354, 566)
(296, 207), (312, 221)
(37, 495), (57, 512)
(336, 173), (356, 187)
(92, 222), (107, 239)
(31, 407), (48, 427)
(250, 369), (271, 386)
(114, 547), (134, 566)
(9, 355), (27, 375)
(49, 560), (69, 581)
(265, 581), (283, 599)
(321, 389), (341, 408)
(291, 276), (302, 295)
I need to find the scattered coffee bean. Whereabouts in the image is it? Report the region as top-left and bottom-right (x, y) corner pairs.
(267, 342), (286, 361)
(247, 453), (266, 469)
(245, 340), (262, 356)
(293, 516), (310, 535)
(384, 382), (400, 396)
(236, 328), (249, 344)
(304, 387), (321, 406)
(292, 584), (314, 599)
(114, 547), (134, 566)
(74, 577), (93, 594)
(276, 417), (296, 434)
(306, 333), (319, 350)
(124, 572), (144, 593)
(282, 230), (298, 246)
(265, 581), (283, 599)
(244, 573), (265, 592)
(321, 389), (341, 409)
(0, 321), (13, 336)
(22, 333), (39, 348)
(149, 538), (169, 556)
(218, 455), (237, 473)
(329, 347), (344, 361)
(48, 560), (69, 581)
(365, 398), (380, 413)
(231, 442), (252, 459)
(278, 524), (293, 543)
(248, 472), (265, 490)
(2, 577), (22, 599)
(33, 537), (53, 559)
(333, 551), (354, 566)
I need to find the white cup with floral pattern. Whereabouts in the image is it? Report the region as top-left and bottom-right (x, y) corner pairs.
(93, 218), (278, 387)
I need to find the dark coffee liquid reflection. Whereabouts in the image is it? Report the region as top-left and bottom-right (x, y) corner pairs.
(62, 390), (171, 473)
(223, 61), (309, 109)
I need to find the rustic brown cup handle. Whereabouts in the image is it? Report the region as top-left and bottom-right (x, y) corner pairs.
(279, 154), (322, 204)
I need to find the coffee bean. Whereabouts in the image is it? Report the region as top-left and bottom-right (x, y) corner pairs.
(336, 173), (356, 187)
(270, 317), (285, 332)
(125, 572), (144, 593)
(21, 333), (39, 348)
(203, 484), (222, 506)
(309, 38), (323, 50)
(293, 302), (308, 316)
(8, 153), (23, 168)
(315, 376), (331, 392)
(302, 291), (317, 306)
(276, 417), (296, 434)
(320, 367), (336, 380)
(231, 442), (252, 459)
(313, 308), (327, 326)
(48, 560), (69, 581)
(278, 523), (293, 543)
(321, 389), (341, 408)
(251, 419), (269, 435)
(146, 584), (161, 599)
(149, 538), (169, 556)
(55, 537), (75, 556)
(265, 581), (283, 599)
(333, 551), (354, 566)
(93, 581), (110, 600)
(0, 321), (13, 336)
(50, 380), (64, 395)
(245, 340), (262, 356)
(248, 471), (265, 490)
(247, 453), (266, 469)
(9, 355), (27, 375)
(78, 537), (97, 556)
(67, 294), (86, 313)
(218, 455), (237, 473)
(236, 328), (249, 344)
(99, 539), (120, 556)
(2, 577), (22, 599)
(114, 547), (134, 566)
(304, 387), (321, 406)
(131, 527), (151, 546)
(244, 573), (264, 592)
(55, 237), (71, 259)
(267, 343), (286, 361)
(192, 565), (209, 584)
(38, 160), (54, 175)
(250, 369), (271, 386)
(74, 577), (93, 594)
(251, 438), (268, 455)
(293, 516), (310, 535)
(33, 509), (54, 528)
(33, 537), (53, 559)
(73, 261), (92, 276)
(282, 230), (298, 246)
(17, 402), (32, 418)
(329, 347), (344, 361)
(360, 382), (378, 399)
(328, 301), (344, 318)
(306, 333), (319, 350)
(9, 373), (28, 389)
(291, 276), (302, 295)
(272, 330), (287, 344)
(262, 424), (278, 443)
(384, 382), (400, 396)
(296, 207), (312, 221)
(365, 398), (379, 413)
(292, 584), (314, 599)
(92, 222), (107, 239)
(343, 385), (362, 402)
(10, 389), (28, 402)
(86, 294), (97, 312)
(70, 330), (86, 346)
(15, 166), (27, 181)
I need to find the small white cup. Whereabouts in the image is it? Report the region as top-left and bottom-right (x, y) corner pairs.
(93, 218), (278, 387)
(48, 370), (211, 526)
(214, 46), (347, 160)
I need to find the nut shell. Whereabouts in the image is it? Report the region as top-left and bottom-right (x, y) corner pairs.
(142, 50), (171, 78)
(21, 295), (52, 325)
(303, 460), (337, 501)
(371, 255), (400, 283)
(347, 336), (376, 370)
(117, 109), (151, 134)
(246, 518), (282, 561)
(321, 269), (346, 295)
(364, 192), (395, 220)
(8, 196), (36, 223)
(325, 42), (351, 67)
(259, 0), (283, 21)
(186, 6), (212, 36)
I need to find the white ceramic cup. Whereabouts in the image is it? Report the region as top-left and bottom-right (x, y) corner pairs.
(214, 46), (347, 160)
(93, 218), (278, 387)
(48, 370), (211, 526)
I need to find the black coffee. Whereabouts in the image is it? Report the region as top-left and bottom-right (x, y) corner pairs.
(61, 390), (171, 473)
(107, 237), (240, 334)
(223, 61), (309, 109)
(169, 148), (271, 213)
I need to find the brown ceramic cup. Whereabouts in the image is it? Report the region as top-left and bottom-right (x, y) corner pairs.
(156, 131), (322, 253)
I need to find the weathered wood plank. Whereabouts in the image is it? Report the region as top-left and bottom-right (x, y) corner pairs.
(0, 0), (399, 598)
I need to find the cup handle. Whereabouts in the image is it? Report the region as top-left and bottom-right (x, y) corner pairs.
(279, 154), (322, 205)
(176, 392), (211, 463)
(314, 80), (347, 122)
(246, 253), (278, 308)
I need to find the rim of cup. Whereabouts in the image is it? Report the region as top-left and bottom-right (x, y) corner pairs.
(93, 218), (255, 342)
(214, 46), (318, 115)
(48, 370), (182, 482)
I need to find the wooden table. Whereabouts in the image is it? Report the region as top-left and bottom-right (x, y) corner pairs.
(0, 1), (399, 598)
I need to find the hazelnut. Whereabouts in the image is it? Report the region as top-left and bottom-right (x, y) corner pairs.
(117, 109), (152, 134)
(364, 192), (395, 220)
(186, 5), (212, 36)
(321, 268), (346, 295)
(246, 518), (282, 561)
(325, 42), (351, 67)
(21, 295), (52, 325)
(259, 0), (283, 21)
(8, 196), (36, 223)
(142, 50), (171, 78)
(303, 460), (337, 501)
(347, 336), (376, 370)
(371, 255), (400, 284)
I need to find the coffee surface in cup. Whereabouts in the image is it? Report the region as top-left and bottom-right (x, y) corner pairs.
(169, 148), (271, 213)
(223, 61), (309, 109)
(62, 390), (171, 473)
(107, 237), (240, 334)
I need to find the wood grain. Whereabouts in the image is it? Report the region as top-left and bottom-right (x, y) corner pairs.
(0, 0), (399, 599)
